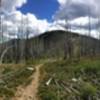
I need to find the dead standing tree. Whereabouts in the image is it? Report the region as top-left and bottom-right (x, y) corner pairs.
(0, 0), (3, 44)
(15, 15), (25, 63)
(87, 7), (95, 57)
(20, 15), (25, 62)
(24, 17), (30, 62)
(98, 17), (100, 55)
(0, 46), (14, 64)
(0, 0), (4, 64)
(96, 16), (100, 56)
(15, 27), (21, 63)
(63, 22), (73, 60)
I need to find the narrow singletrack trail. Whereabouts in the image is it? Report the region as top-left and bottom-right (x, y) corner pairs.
(12, 59), (57, 100)
(13, 64), (43, 100)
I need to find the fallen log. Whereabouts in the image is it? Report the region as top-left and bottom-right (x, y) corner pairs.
(45, 77), (53, 86)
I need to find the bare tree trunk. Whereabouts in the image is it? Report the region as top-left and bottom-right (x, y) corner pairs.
(25, 17), (30, 62)
(0, 46), (14, 64)
(87, 7), (92, 57)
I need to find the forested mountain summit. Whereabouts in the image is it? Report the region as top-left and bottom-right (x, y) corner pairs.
(0, 30), (100, 63)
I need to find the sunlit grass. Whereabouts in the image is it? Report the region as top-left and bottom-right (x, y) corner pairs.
(39, 58), (100, 100)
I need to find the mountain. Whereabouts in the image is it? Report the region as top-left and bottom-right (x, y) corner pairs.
(0, 30), (100, 62)
(38, 30), (100, 58)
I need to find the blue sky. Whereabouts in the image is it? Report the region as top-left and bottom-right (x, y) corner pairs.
(1, 0), (100, 38)
(18, 0), (59, 21)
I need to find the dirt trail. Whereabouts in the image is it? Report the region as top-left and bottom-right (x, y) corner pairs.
(12, 59), (57, 100)
(13, 64), (43, 100)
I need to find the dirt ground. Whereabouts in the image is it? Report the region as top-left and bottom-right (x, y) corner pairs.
(12, 64), (43, 100)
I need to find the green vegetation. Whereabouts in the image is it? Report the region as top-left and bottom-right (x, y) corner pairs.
(0, 64), (35, 99)
(80, 82), (97, 99)
(39, 59), (100, 100)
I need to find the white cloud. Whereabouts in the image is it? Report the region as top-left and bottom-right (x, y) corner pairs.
(57, 0), (67, 5)
(48, 20), (67, 31)
(55, 0), (100, 20)
(0, 0), (99, 40)
(0, 0), (68, 39)
(53, 0), (100, 38)
(26, 13), (50, 35)
(0, 0), (52, 38)
(69, 17), (98, 27)
(70, 17), (89, 26)
(1, 0), (27, 12)
(1, 12), (51, 38)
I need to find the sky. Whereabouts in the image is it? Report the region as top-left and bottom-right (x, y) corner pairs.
(0, 0), (100, 38)
(18, 0), (59, 21)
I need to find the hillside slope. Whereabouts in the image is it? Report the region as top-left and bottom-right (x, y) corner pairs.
(0, 30), (100, 63)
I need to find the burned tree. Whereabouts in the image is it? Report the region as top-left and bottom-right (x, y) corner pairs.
(63, 33), (73, 60)
(24, 17), (30, 61)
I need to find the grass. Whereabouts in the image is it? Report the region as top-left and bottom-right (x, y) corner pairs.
(0, 58), (46, 99)
(0, 58), (100, 99)
(38, 58), (100, 100)
(0, 64), (35, 99)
